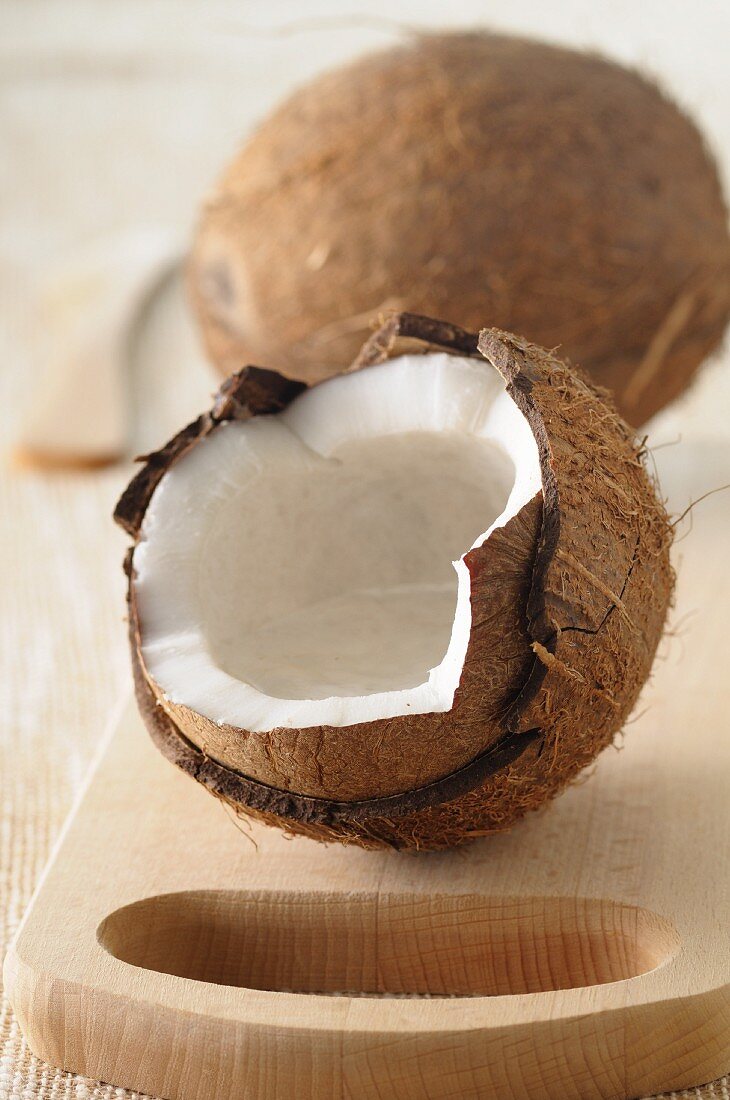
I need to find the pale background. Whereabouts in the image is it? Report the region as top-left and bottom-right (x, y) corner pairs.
(1, 2), (729, 1097)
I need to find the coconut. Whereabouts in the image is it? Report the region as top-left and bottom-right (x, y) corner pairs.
(189, 31), (730, 426)
(116, 313), (673, 850)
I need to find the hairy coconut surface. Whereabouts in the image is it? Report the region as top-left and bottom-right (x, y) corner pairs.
(117, 314), (673, 850)
(189, 32), (730, 426)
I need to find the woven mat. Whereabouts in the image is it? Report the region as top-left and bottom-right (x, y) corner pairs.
(2, 4), (729, 1098)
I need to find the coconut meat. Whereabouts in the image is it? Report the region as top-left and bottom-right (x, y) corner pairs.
(133, 353), (541, 731)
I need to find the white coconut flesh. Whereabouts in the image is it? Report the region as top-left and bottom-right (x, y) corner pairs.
(133, 353), (542, 732)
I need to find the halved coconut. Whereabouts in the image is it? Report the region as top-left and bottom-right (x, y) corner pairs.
(117, 314), (673, 850)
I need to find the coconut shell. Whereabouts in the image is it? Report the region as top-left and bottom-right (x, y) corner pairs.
(117, 312), (674, 851)
(189, 31), (730, 426)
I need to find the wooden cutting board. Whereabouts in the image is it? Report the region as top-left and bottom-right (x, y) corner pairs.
(4, 468), (729, 1100)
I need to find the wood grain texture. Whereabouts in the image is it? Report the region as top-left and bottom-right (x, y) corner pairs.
(5, 460), (730, 1100)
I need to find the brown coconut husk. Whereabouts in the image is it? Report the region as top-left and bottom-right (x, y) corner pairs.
(188, 31), (730, 426)
(117, 313), (673, 850)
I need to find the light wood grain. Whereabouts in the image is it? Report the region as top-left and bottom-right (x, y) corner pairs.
(4, 472), (730, 1100)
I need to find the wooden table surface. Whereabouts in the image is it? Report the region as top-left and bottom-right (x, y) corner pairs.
(1, 4), (729, 1097)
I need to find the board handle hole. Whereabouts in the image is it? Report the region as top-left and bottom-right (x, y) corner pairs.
(98, 891), (678, 996)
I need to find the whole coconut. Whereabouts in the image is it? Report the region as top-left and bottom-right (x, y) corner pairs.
(189, 32), (730, 426)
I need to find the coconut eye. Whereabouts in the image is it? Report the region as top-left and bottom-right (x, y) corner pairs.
(118, 314), (673, 850)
